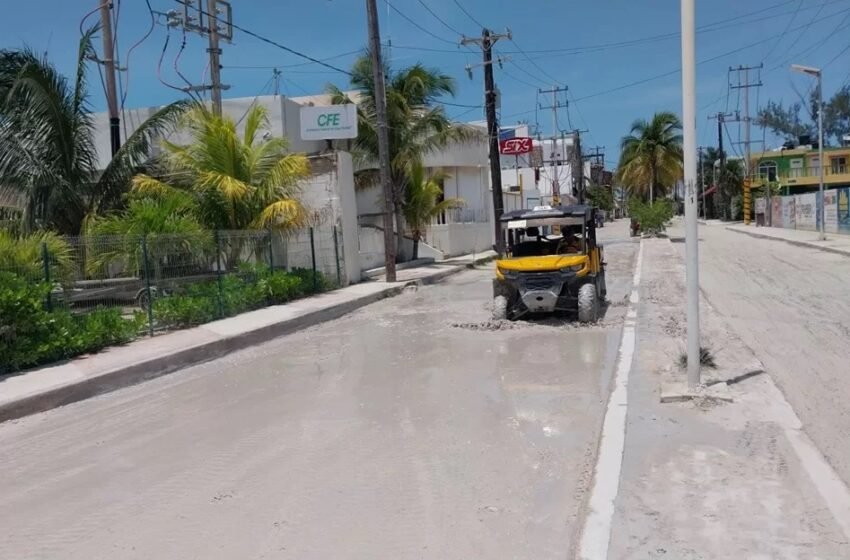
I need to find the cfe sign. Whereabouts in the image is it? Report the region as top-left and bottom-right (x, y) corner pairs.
(499, 136), (533, 155)
(300, 104), (358, 140)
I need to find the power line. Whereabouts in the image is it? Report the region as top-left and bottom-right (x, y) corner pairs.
(187, 3), (353, 76)
(762, 0), (803, 63)
(452, 0), (487, 30)
(414, 0), (464, 36)
(384, 0), (457, 45)
(572, 7), (850, 103)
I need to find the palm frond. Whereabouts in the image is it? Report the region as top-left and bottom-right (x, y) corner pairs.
(252, 199), (307, 230)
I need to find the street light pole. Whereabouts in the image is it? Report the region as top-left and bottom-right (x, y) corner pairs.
(791, 64), (825, 240)
(682, 0), (701, 388)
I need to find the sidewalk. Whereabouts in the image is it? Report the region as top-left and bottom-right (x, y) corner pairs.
(0, 251), (495, 423)
(726, 223), (850, 257)
(606, 236), (850, 558)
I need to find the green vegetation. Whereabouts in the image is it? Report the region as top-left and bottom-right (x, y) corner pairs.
(586, 185), (614, 213)
(152, 266), (329, 329)
(0, 30), (189, 234)
(0, 272), (143, 374)
(329, 54), (479, 259)
(758, 85), (850, 144)
(132, 104), (310, 232)
(402, 162), (463, 259)
(628, 199), (674, 235)
(616, 112), (683, 203)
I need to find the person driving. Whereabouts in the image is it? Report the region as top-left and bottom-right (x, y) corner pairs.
(559, 231), (582, 254)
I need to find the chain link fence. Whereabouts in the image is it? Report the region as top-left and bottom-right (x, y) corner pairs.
(2, 225), (344, 337)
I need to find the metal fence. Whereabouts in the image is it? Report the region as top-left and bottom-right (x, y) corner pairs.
(1, 225), (344, 335)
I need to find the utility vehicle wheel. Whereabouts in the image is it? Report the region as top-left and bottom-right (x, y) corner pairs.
(492, 295), (508, 321)
(578, 283), (599, 323)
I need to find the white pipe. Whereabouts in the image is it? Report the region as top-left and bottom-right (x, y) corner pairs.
(681, 0), (701, 388)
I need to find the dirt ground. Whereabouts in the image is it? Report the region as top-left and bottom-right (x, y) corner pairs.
(0, 224), (638, 560)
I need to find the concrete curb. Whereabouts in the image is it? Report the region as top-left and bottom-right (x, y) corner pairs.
(0, 259), (491, 424)
(725, 226), (850, 258)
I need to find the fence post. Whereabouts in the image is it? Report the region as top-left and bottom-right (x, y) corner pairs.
(215, 230), (224, 318)
(41, 242), (52, 312)
(309, 227), (317, 292)
(141, 236), (155, 337)
(267, 229), (275, 271)
(332, 225), (341, 287)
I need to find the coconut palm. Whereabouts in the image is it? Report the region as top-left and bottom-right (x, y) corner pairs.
(0, 29), (190, 234)
(0, 230), (72, 280)
(132, 104), (309, 232)
(328, 54), (479, 260)
(616, 112), (683, 203)
(403, 162), (463, 260)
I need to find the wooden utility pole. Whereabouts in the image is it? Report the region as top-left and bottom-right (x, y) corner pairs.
(573, 130), (584, 203)
(461, 28), (511, 254)
(538, 85), (568, 205)
(365, 0), (397, 281)
(98, 0), (120, 156)
(206, 0), (223, 116)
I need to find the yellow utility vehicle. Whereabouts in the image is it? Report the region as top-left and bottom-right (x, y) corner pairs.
(492, 205), (606, 322)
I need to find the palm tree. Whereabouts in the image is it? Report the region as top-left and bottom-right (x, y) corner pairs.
(616, 112), (683, 203)
(328, 54), (479, 260)
(0, 29), (190, 234)
(132, 104), (309, 232)
(84, 191), (208, 277)
(403, 162), (463, 260)
(0, 230), (72, 281)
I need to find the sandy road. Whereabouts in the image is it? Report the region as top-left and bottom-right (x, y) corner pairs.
(672, 224), (850, 488)
(0, 222), (637, 559)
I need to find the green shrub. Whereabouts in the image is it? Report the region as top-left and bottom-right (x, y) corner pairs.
(0, 272), (141, 374)
(629, 199), (674, 235)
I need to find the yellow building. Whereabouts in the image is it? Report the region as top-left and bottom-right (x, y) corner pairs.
(750, 146), (850, 193)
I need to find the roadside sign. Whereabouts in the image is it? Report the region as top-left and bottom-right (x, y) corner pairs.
(300, 104), (358, 140)
(499, 136), (533, 155)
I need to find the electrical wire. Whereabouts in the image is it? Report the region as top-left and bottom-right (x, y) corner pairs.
(79, 4), (100, 36)
(156, 29), (186, 94)
(415, 0), (464, 36)
(185, 3), (353, 76)
(173, 30), (202, 103)
(775, 2), (827, 62)
(762, 0), (803, 63)
(120, 0), (157, 111)
(452, 0), (487, 30)
(384, 0), (457, 45)
(509, 38), (563, 87)
(571, 8), (850, 104)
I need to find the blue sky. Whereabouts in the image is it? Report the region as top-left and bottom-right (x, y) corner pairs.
(3, 0), (850, 166)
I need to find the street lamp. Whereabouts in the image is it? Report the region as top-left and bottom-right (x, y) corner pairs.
(791, 64), (825, 240)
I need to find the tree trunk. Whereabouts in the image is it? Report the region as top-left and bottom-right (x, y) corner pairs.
(649, 165), (655, 204)
(412, 232), (420, 261)
(394, 203), (405, 263)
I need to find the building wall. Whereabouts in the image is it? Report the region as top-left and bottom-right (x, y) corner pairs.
(427, 223), (492, 257)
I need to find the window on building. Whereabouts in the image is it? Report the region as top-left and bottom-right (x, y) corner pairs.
(810, 157), (821, 176)
(789, 158), (804, 177)
(758, 161), (778, 182)
(831, 156), (847, 175)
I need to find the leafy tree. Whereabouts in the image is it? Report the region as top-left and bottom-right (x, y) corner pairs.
(616, 112), (683, 203)
(757, 85), (850, 144)
(586, 185), (614, 213)
(628, 199), (673, 235)
(403, 162), (463, 260)
(132, 104), (309, 232)
(328, 54), (479, 260)
(0, 29), (189, 234)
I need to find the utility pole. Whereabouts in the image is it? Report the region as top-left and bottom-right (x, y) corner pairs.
(708, 111), (734, 219)
(573, 130), (584, 203)
(461, 28), (511, 254)
(729, 64), (763, 224)
(366, 0), (396, 281)
(538, 86), (568, 205)
(682, 0), (700, 388)
(175, 0), (232, 109)
(206, 0), (223, 115)
(99, 0), (120, 156)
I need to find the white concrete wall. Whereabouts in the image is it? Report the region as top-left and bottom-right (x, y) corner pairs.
(427, 223), (492, 257)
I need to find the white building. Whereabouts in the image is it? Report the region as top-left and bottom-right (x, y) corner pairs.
(91, 93), (496, 279)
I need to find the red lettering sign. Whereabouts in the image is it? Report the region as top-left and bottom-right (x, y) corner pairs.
(499, 137), (533, 155)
